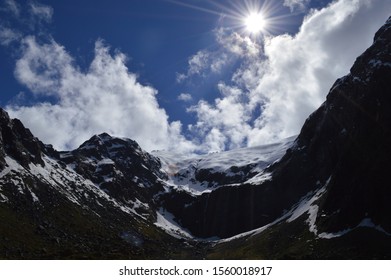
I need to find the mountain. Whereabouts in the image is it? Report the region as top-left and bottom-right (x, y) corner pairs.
(0, 115), (202, 258)
(1, 16), (391, 259)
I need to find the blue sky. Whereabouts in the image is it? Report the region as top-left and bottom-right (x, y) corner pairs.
(0, 0), (390, 153)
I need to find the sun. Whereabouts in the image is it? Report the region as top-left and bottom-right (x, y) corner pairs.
(166, 0), (279, 37)
(244, 12), (267, 34)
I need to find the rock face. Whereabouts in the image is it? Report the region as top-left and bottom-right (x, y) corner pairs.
(0, 17), (390, 259)
(58, 133), (166, 215)
(0, 109), (44, 169)
(298, 16), (391, 234)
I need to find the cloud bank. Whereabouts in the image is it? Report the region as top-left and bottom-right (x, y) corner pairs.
(7, 37), (194, 152)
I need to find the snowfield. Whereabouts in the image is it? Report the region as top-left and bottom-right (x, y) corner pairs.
(153, 136), (296, 195)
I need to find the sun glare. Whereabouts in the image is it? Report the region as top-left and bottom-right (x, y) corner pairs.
(245, 12), (266, 34)
(167, 0), (279, 37)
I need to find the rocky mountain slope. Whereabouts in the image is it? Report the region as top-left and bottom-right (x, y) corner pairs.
(0, 16), (391, 259)
(0, 113), (210, 258)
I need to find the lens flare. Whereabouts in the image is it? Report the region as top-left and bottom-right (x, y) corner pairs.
(166, 0), (286, 38)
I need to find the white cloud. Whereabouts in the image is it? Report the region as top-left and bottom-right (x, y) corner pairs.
(188, 83), (252, 151)
(7, 37), (195, 153)
(203, 128), (226, 152)
(178, 93), (193, 102)
(29, 1), (53, 22)
(185, 0), (391, 150)
(0, 1), (22, 46)
(215, 29), (260, 57)
(0, 1), (54, 42)
(283, 0), (311, 12)
(210, 53), (228, 73)
(177, 28), (261, 82)
(177, 50), (210, 82)
(0, 26), (21, 46)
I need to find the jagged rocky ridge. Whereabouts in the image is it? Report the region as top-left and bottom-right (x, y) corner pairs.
(0, 16), (391, 259)
(0, 114), (202, 258)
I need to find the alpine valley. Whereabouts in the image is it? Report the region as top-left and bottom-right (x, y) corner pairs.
(1, 17), (391, 259)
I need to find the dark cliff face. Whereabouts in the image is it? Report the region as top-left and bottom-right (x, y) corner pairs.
(304, 17), (391, 233)
(160, 16), (391, 238)
(0, 108), (45, 169)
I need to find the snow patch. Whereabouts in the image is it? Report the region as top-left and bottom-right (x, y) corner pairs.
(287, 185), (328, 223)
(318, 218), (391, 239)
(132, 198), (149, 210)
(244, 172), (272, 185)
(154, 208), (193, 239)
(358, 218), (391, 235)
(0, 157), (24, 178)
(0, 193), (8, 203)
(219, 211), (291, 244)
(29, 189), (40, 203)
(317, 228), (352, 239)
(285, 176), (391, 239)
(97, 158), (115, 165)
(23, 155), (148, 219)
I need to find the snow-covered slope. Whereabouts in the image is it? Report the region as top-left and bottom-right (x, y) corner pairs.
(153, 136), (296, 195)
(0, 154), (151, 219)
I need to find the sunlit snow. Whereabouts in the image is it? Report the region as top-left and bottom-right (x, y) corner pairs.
(154, 208), (194, 239)
(153, 136), (296, 195)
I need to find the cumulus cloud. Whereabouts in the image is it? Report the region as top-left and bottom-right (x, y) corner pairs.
(7, 37), (195, 152)
(178, 93), (193, 102)
(283, 0), (311, 12)
(188, 83), (252, 151)
(215, 29), (260, 57)
(185, 0), (391, 150)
